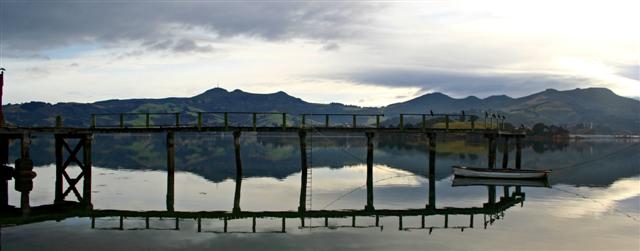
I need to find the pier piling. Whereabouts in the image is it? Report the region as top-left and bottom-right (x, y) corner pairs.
(166, 131), (175, 212)
(365, 132), (375, 211)
(298, 130), (308, 212)
(502, 136), (509, 169)
(427, 133), (436, 209)
(233, 130), (242, 213)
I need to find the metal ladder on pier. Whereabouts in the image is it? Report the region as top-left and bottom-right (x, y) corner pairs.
(305, 131), (313, 228)
(306, 132), (313, 211)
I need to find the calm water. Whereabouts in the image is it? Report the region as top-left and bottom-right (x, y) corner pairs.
(1, 133), (639, 250)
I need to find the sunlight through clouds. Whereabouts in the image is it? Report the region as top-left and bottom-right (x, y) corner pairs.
(1, 1), (638, 104)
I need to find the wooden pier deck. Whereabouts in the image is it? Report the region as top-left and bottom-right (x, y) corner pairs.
(0, 111), (527, 225)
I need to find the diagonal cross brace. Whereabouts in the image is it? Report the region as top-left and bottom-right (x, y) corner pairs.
(62, 139), (85, 171)
(55, 134), (92, 207)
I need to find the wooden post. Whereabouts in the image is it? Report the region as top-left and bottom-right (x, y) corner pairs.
(444, 214), (449, 228)
(324, 217), (329, 227)
(515, 136), (522, 169)
(364, 132), (375, 211)
(445, 115), (450, 130)
(175, 113), (180, 127)
(175, 217), (179, 230)
(421, 215), (425, 228)
(281, 217), (286, 233)
(197, 218), (202, 232)
(352, 215), (356, 227)
(352, 115), (357, 128)
(422, 114), (426, 131)
(166, 131), (175, 212)
(488, 185), (496, 205)
(301, 114), (306, 128)
(197, 112), (202, 129)
(502, 136), (509, 169)
(91, 114), (96, 128)
(470, 214), (474, 228)
(365, 132), (375, 211)
(298, 130), (308, 212)
(224, 112), (229, 130)
(54, 135), (63, 203)
(146, 217), (150, 229)
(325, 114), (329, 128)
(119, 113), (124, 128)
(252, 113), (257, 131)
(119, 216), (124, 230)
(399, 114), (404, 130)
(252, 217), (257, 233)
(427, 133), (436, 209)
(0, 136), (9, 209)
(375, 215), (379, 227)
(398, 215), (403, 230)
(224, 217), (228, 233)
(471, 117), (476, 131)
(376, 115), (381, 128)
(82, 134), (93, 209)
(146, 113), (151, 128)
(487, 135), (496, 169)
(232, 167), (242, 214)
(17, 133), (33, 215)
(282, 113), (287, 130)
(55, 115), (62, 128)
(91, 216), (95, 229)
(233, 130), (242, 213)
(503, 186), (510, 198)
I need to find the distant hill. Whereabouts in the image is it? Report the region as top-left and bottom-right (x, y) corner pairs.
(3, 87), (639, 134)
(384, 88), (639, 134)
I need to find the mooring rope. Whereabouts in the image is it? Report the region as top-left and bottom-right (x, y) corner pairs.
(321, 174), (416, 210)
(550, 142), (639, 172)
(543, 141), (640, 222)
(551, 186), (640, 222)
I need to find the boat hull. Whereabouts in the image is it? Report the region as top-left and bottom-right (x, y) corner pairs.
(452, 177), (550, 187)
(452, 166), (549, 179)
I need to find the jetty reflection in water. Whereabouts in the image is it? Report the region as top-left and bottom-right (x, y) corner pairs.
(2, 135), (639, 250)
(85, 176), (530, 234)
(2, 163), (534, 234)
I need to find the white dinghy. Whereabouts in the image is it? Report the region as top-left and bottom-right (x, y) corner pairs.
(452, 166), (550, 179)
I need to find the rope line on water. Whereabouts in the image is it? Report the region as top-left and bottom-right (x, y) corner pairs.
(321, 174), (415, 210)
(551, 142), (640, 172)
(551, 186), (640, 222)
(545, 142), (640, 222)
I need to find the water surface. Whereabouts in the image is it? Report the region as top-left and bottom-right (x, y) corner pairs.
(2, 134), (639, 250)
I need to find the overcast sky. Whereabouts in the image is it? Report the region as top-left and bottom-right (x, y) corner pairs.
(1, 0), (638, 106)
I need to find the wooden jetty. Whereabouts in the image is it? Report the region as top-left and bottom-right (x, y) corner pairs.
(0, 111), (526, 224)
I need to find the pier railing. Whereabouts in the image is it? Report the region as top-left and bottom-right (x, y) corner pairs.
(80, 111), (508, 131)
(398, 113), (480, 131)
(300, 113), (384, 129)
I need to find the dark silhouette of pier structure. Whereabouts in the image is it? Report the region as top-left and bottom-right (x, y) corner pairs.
(0, 111), (525, 227)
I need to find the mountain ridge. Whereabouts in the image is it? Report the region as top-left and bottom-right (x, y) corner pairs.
(4, 87), (639, 133)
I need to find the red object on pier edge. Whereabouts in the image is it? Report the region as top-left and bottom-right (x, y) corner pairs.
(0, 71), (3, 125)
